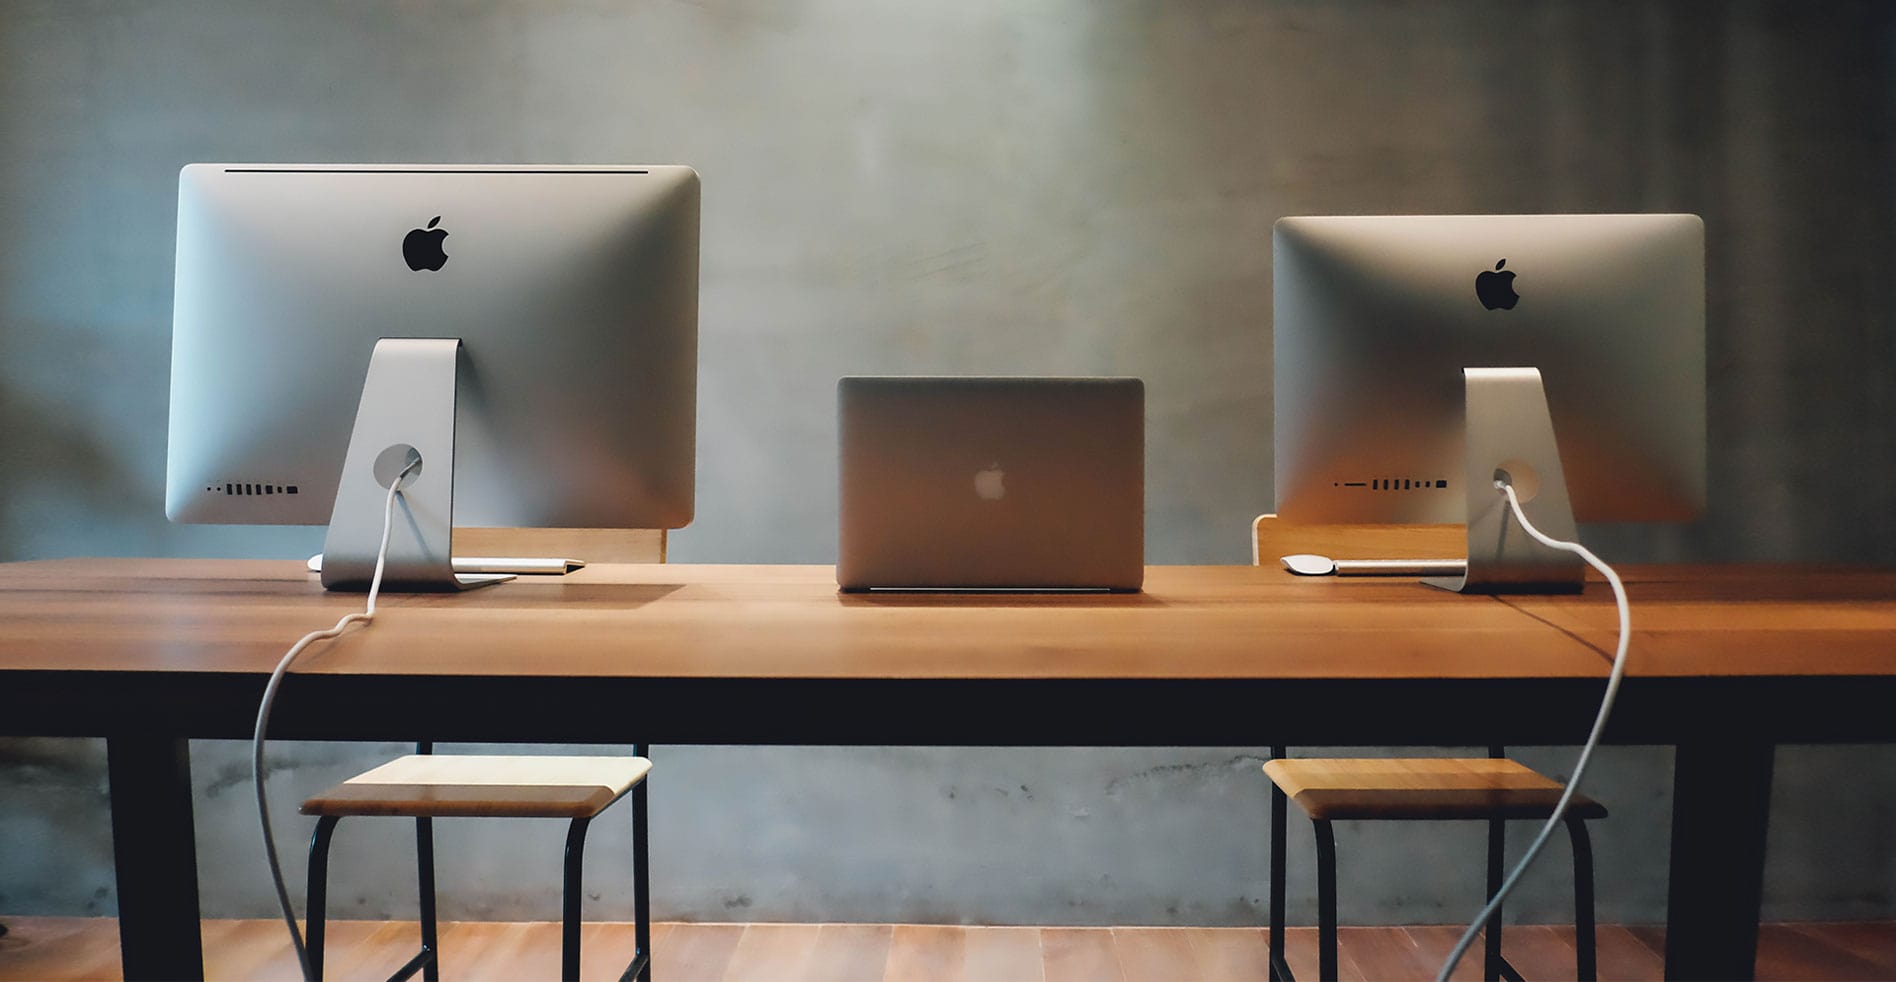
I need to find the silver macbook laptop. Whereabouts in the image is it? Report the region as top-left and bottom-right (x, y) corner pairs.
(837, 377), (1145, 592)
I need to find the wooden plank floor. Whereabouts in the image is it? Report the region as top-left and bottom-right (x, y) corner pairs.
(2, 917), (1894, 980)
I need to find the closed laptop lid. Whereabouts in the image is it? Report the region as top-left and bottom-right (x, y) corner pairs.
(837, 377), (1145, 591)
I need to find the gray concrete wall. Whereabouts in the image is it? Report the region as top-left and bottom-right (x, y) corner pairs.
(3, 0), (1894, 927)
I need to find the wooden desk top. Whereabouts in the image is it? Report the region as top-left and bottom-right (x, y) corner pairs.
(1503, 564), (1896, 677)
(3, 558), (1892, 682)
(4, 559), (1894, 746)
(0, 559), (1621, 680)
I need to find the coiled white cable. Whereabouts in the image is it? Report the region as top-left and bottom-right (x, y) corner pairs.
(1437, 480), (1632, 982)
(252, 460), (415, 982)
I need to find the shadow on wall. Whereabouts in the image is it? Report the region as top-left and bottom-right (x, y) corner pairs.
(0, 738), (115, 915)
(0, 378), (138, 562)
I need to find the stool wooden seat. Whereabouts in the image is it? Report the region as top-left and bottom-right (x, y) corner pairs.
(303, 754), (652, 819)
(293, 529), (665, 982)
(1253, 515), (1603, 982)
(1263, 757), (1608, 822)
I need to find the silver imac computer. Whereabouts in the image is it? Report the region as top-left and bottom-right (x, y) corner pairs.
(1273, 214), (1705, 592)
(167, 164), (699, 590)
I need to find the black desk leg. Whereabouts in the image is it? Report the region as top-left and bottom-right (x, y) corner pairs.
(1665, 740), (1774, 981)
(106, 736), (205, 981)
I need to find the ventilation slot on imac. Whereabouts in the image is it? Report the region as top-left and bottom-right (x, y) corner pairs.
(213, 483), (299, 496)
(1332, 478), (1449, 491)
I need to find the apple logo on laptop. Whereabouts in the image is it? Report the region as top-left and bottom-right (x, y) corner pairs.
(974, 462), (1006, 501)
(403, 217), (449, 272)
(1475, 259), (1518, 310)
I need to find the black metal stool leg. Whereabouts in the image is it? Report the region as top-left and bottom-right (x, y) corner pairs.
(1568, 817), (1598, 982)
(377, 813), (434, 982)
(563, 816), (593, 982)
(1268, 747), (1292, 982)
(417, 816), (439, 981)
(1483, 747), (1507, 982)
(1314, 819), (1338, 982)
(1485, 815), (1506, 981)
(306, 815), (342, 982)
(629, 743), (653, 982)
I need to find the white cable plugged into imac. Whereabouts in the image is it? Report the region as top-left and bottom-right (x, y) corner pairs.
(1430, 366), (1632, 977)
(253, 456), (417, 982)
(1421, 368), (1587, 595)
(1437, 478), (1632, 982)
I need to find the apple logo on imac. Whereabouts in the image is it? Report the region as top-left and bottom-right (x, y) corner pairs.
(974, 463), (1006, 501)
(1475, 258), (1519, 310)
(402, 216), (449, 272)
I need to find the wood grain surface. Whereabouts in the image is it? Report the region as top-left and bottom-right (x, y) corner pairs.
(1261, 757), (1608, 821)
(0, 560), (1617, 680)
(0, 560), (1890, 683)
(3, 917), (1891, 982)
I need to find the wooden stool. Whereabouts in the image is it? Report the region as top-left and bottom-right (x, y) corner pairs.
(1263, 754), (1603, 981)
(301, 748), (653, 982)
(294, 526), (667, 980)
(1251, 515), (1605, 981)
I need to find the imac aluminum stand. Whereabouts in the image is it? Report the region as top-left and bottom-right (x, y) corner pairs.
(320, 338), (512, 592)
(1423, 367), (1586, 595)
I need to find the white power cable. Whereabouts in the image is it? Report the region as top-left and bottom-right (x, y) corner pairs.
(1437, 480), (1633, 982)
(252, 461), (415, 982)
